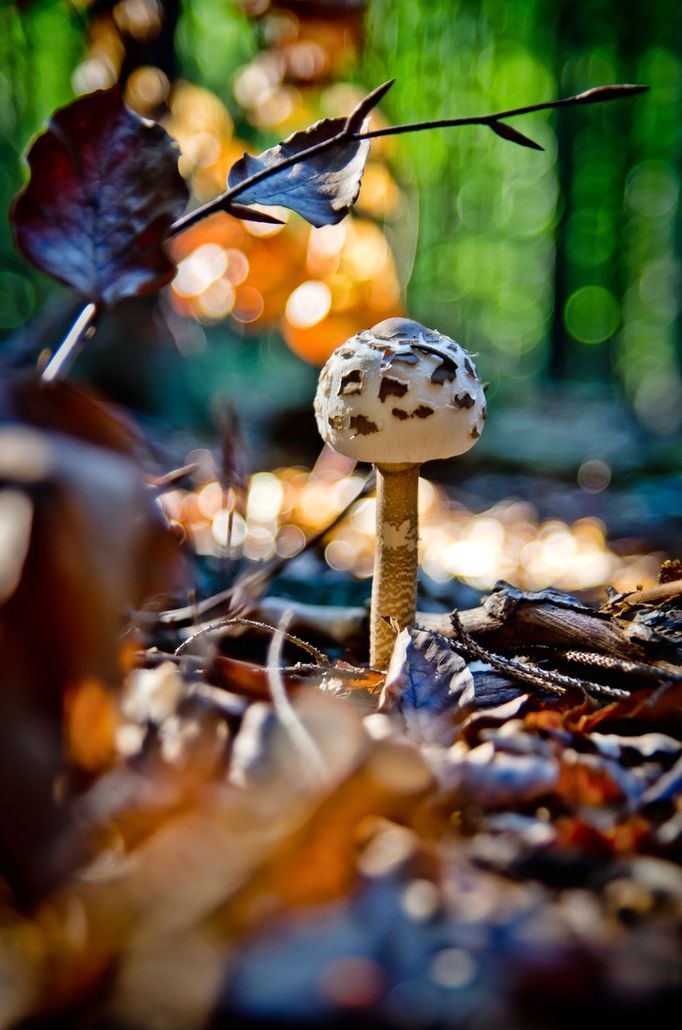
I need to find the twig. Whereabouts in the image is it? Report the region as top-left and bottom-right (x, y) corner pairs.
(148, 463), (199, 490)
(137, 469), (373, 629)
(554, 649), (682, 684)
(40, 302), (99, 382)
(174, 615), (329, 665)
(449, 610), (630, 700)
(358, 84), (648, 139)
(610, 579), (682, 611)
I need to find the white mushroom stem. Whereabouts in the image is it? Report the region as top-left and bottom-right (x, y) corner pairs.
(371, 462), (420, 670)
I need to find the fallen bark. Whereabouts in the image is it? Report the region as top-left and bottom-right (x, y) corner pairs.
(252, 584), (675, 668)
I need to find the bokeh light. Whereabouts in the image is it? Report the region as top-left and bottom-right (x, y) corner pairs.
(159, 465), (661, 596)
(564, 286), (620, 345)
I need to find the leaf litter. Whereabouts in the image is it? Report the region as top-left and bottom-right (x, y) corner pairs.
(0, 394), (680, 1026)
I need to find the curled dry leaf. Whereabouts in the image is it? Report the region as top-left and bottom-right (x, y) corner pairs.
(227, 82), (392, 227)
(573, 682), (682, 734)
(437, 738), (559, 807)
(11, 87), (188, 305)
(583, 730), (681, 767)
(556, 750), (649, 809)
(228, 117), (370, 227)
(379, 627), (474, 747)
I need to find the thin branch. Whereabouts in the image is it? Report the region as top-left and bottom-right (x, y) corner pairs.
(135, 469), (373, 629)
(148, 462), (200, 491)
(357, 83), (649, 139)
(174, 615), (329, 665)
(168, 83), (648, 235)
(40, 302), (98, 382)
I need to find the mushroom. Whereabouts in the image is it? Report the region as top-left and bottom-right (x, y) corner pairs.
(314, 317), (487, 669)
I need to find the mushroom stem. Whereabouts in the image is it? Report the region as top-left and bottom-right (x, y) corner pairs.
(370, 462), (420, 669)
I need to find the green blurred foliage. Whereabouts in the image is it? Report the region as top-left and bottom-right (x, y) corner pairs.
(363, 0), (558, 393)
(0, 2), (82, 330)
(362, 0), (682, 435)
(176, 0), (256, 102)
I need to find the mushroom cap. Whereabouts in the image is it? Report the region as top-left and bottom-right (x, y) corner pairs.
(314, 318), (486, 464)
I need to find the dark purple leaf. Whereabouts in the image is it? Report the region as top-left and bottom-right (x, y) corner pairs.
(11, 87), (188, 305)
(489, 120), (544, 151)
(0, 375), (145, 458)
(379, 628), (473, 747)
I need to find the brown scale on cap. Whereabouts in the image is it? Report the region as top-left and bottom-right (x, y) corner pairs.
(349, 414), (379, 435)
(452, 391), (475, 410)
(430, 356), (459, 384)
(390, 405), (434, 420)
(338, 369), (364, 395)
(379, 377), (409, 402)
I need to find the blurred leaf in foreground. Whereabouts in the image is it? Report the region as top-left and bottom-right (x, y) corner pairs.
(0, 381), (184, 903)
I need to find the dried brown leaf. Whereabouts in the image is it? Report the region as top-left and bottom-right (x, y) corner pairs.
(379, 628), (474, 747)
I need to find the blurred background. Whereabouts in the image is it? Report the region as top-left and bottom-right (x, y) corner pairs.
(1, 0), (681, 600)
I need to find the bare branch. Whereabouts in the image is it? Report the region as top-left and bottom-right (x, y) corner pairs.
(449, 610), (631, 700)
(40, 302), (99, 383)
(45, 81), (648, 377)
(357, 83), (649, 140)
(168, 82), (647, 235)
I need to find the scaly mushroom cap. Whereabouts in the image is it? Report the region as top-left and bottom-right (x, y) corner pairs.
(314, 318), (487, 464)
